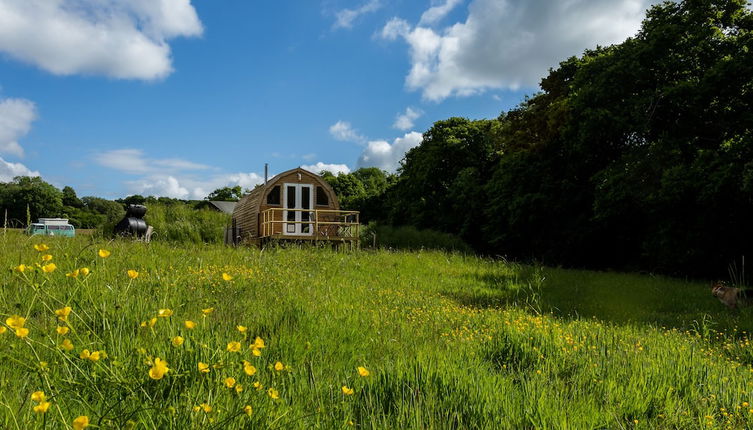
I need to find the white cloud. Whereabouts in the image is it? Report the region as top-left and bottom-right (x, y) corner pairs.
(0, 156), (39, 182)
(382, 0), (658, 100)
(301, 162), (351, 175)
(95, 148), (211, 175)
(393, 107), (423, 130)
(329, 120), (366, 143)
(0, 98), (36, 157)
(0, 0), (203, 80)
(333, 0), (382, 29)
(125, 172), (265, 200)
(357, 131), (423, 172)
(419, 0), (464, 26)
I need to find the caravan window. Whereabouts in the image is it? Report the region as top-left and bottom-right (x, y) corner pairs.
(316, 187), (329, 206)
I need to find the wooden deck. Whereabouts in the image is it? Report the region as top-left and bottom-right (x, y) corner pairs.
(259, 208), (360, 246)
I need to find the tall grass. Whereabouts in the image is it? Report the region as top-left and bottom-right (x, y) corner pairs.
(362, 222), (471, 253)
(144, 203), (229, 244)
(0, 235), (751, 429)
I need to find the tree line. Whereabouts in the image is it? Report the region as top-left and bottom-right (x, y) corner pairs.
(324, 0), (753, 277)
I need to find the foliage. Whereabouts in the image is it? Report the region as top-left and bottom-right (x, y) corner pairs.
(1, 236), (752, 428)
(362, 222), (472, 253)
(205, 186), (243, 202)
(321, 168), (396, 222)
(0, 176), (63, 227)
(144, 203), (230, 244)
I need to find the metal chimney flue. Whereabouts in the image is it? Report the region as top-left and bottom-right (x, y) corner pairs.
(264, 163), (268, 185)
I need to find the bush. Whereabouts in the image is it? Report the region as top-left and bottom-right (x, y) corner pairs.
(362, 222), (471, 253)
(144, 203), (229, 244)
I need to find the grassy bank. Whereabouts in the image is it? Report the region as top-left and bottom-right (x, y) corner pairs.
(0, 234), (751, 429)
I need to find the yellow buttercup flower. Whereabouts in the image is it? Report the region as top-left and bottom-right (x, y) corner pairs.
(80, 267), (90, 276)
(0, 326), (6, 334)
(55, 306), (72, 321)
(98, 249), (110, 258)
(198, 362), (210, 373)
(157, 309), (173, 317)
(236, 325), (247, 333)
(80, 349), (91, 360)
(61, 339), (74, 351)
(251, 348), (262, 357)
(171, 336), (184, 347)
(34, 244), (49, 252)
(252, 337), (265, 349)
(342, 386), (354, 395)
(33, 401), (51, 414)
(274, 361), (284, 371)
(14, 264), (26, 273)
(243, 405), (253, 416)
(201, 307), (214, 316)
(15, 327), (29, 338)
(253, 381), (263, 390)
(31, 391), (46, 402)
(184, 320), (196, 329)
(224, 377), (236, 388)
(235, 384), (243, 394)
(42, 263), (56, 273)
(243, 361), (257, 376)
(148, 317), (157, 328)
(199, 403), (212, 413)
(267, 388), (279, 400)
(41, 254), (53, 262)
(6, 315), (25, 329)
(357, 366), (370, 377)
(88, 351), (101, 362)
(227, 341), (241, 352)
(127, 270), (139, 279)
(56, 326), (70, 335)
(149, 358), (169, 380)
(66, 269), (79, 278)
(72, 415), (89, 430)
(222, 273), (233, 281)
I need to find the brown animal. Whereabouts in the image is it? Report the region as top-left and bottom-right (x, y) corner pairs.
(712, 281), (753, 309)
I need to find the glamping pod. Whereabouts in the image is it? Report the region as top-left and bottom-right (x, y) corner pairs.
(230, 167), (359, 247)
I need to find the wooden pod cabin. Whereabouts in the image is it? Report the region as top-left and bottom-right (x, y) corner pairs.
(230, 167), (359, 246)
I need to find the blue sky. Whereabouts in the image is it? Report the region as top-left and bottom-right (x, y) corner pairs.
(0, 0), (674, 199)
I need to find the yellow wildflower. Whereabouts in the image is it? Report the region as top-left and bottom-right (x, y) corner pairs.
(184, 320), (196, 329)
(88, 351), (101, 362)
(274, 361), (284, 371)
(72, 415), (89, 430)
(222, 273), (233, 281)
(267, 388), (279, 400)
(55, 306), (72, 321)
(56, 326), (70, 335)
(149, 317), (157, 328)
(243, 361), (257, 376)
(251, 348), (262, 357)
(201, 307), (214, 316)
(236, 325), (247, 333)
(80, 267), (90, 276)
(157, 309), (173, 317)
(14, 264), (26, 273)
(0, 326), (6, 334)
(235, 384), (243, 394)
(33, 401), (51, 414)
(61, 339), (74, 351)
(253, 381), (263, 390)
(6, 315), (25, 329)
(252, 337), (265, 349)
(243, 405), (253, 416)
(199, 403), (212, 413)
(31, 391), (46, 402)
(34, 244), (50, 252)
(80, 349), (91, 360)
(98, 249), (110, 258)
(171, 336), (184, 347)
(66, 269), (79, 278)
(42, 263), (56, 273)
(357, 366), (370, 377)
(127, 270), (139, 279)
(224, 377), (236, 388)
(198, 362), (210, 373)
(342, 386), (354, 395)
(227, 341), (241, 352)
(15, 327), (29, 338)
(149, 358), (169, 380)
(41, 254), (53, 262)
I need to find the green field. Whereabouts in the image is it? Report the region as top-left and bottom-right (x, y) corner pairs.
(1, 233), (752, 429)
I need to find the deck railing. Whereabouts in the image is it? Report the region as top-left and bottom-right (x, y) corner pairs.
(260, 208), (360, 240)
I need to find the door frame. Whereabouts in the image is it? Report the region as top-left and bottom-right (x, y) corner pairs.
(282, 183), (314, 236)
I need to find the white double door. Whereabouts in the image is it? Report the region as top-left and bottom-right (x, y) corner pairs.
(283, 183), (314, 236)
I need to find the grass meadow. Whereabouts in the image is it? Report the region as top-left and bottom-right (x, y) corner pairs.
(1, 232), (753, 429)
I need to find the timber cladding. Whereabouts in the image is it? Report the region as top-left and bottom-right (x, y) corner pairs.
(231, 167), (340, 241)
